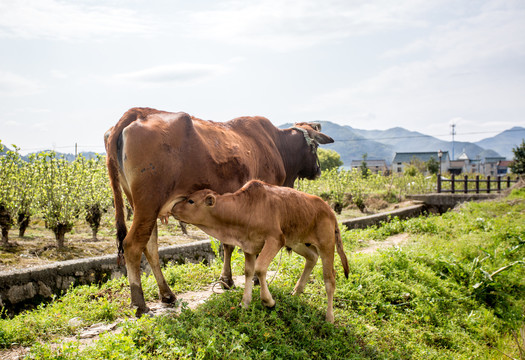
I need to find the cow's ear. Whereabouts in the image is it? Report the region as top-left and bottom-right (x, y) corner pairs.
(205, 194), (216, 207)
(312, 131), (334, 144)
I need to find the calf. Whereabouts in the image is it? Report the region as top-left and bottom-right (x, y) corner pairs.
(171, 180), (349, 322)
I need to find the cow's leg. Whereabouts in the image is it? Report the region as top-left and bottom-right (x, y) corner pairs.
(319, 248), (336, 323)
(291, 243), (319, 295)
(254, 240), (282, 308)
(241, 252), (256, 308)
(123, 213), (157, 317)
(220, 244), (236, 289)
(143, 222), (176, 304)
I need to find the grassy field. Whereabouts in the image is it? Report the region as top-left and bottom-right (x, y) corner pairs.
(1, 188), (524, 359)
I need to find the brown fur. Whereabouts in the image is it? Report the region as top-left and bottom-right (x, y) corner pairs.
(104, 107), (333, 316)
(172, 180), (349, 322)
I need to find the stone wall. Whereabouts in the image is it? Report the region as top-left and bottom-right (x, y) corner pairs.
(0, 240), (215, 315)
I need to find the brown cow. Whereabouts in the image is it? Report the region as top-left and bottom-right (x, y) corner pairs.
(104, 107), (334, 316)
(171, 180), (349, 323)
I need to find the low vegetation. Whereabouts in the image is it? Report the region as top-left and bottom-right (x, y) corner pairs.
(1, 188), (523, 359)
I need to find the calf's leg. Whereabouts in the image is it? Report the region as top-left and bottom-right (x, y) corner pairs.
(319, 248), (336, 323)
(241, 252), (256, 307)
(291, 243), (319, 295)
(143, 222), (176, 304)
(254, 239), (283, 308)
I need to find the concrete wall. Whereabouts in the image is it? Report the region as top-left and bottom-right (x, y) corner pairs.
(342, 204), (427, 230)
(0, 240), (215, 315)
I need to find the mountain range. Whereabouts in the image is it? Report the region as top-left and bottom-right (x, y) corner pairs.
(281, 122), (524, 167)
(2, 124), (524, 167)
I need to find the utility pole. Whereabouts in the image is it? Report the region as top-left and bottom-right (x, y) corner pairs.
(75, 143), (78, 159)
(450, 123), (456, 160)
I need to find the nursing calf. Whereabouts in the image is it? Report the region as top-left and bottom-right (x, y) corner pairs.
(171, 180), (349, 322)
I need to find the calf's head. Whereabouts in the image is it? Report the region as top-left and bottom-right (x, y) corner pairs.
(171, 189), (217, 225)
(292, 122), (334, 180)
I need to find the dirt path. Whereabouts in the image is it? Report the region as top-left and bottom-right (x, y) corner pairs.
(0, 234), (410, 360)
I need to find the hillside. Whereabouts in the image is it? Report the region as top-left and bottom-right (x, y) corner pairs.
(475, 126), (525, 159)
(280, 122), (518, 166)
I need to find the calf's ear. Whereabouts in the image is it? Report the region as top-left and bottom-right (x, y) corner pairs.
(205, 194), (216, 207)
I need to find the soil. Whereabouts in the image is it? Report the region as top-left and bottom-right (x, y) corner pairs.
(0, 216), (207, 273)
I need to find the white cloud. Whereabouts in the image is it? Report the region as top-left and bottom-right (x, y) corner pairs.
(114, 63), (230, 85)
(182, 0), (436, 51)
(299, 0), (525, 119)
(50, 70), (68, 79)
(0, 0), (155, 40)
(384, 2), (525, 67)
(0, 71), (40, 96)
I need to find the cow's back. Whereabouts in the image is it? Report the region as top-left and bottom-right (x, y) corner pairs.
(111, 109), (288, 217)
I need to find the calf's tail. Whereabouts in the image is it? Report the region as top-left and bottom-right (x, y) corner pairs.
(335, 226), (349, 279)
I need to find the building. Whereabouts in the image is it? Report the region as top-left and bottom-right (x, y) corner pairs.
(483, 157), (506, 177)
(350, 159), (389, 174)
(392, 151), (450, 175)
(448, 160), (468, 175)
(497, 160), (513, 175)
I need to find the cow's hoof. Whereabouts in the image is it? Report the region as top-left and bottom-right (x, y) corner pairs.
(252, 276), (260, 286)
(219, 276), (235, 290)
(161, 293), (177, 304)
(135, 306), (151, 318)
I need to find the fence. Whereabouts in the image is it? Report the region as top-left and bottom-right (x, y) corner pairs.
(437, 174), (518, 194)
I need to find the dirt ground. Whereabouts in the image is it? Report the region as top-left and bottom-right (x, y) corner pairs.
(0, 216), (207, 273)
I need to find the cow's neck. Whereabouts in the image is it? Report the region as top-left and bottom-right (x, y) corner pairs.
(277, 129), (310, 188)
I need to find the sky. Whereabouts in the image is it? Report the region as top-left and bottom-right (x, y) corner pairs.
(1, 0), (524, 155)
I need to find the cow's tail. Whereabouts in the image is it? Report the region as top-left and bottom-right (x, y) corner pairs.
(335, 226), (349, 279)
(105, 108), (151, 266)
(107, 153), (127, 266)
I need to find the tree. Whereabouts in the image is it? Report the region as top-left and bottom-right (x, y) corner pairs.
(426, 156), (439, 175)
(78, 155), (113, 240)
(510, 140), (525, 175)
(360, 153), (369, 178)
(317, 148), (343, 171)
(0, 143), (24, 246)
(403, 163), (419, 176)
(16, 153), (38, 237)
(36, 152), (84, 248)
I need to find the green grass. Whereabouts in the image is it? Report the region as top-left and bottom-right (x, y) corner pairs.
(1, 189), (524, 359)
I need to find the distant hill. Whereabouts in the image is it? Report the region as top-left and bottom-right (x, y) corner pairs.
(0, 145), (101, 161)
(279, 121), (516, 167)
(475, 126), (525, 159)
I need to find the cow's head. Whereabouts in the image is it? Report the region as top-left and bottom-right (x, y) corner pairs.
(291, 122), (334, 181)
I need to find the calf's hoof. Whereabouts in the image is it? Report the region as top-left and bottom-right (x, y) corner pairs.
(219, 276), (235, 290)
(262, 298), (276, 308)
(325, 313), (334, 323)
